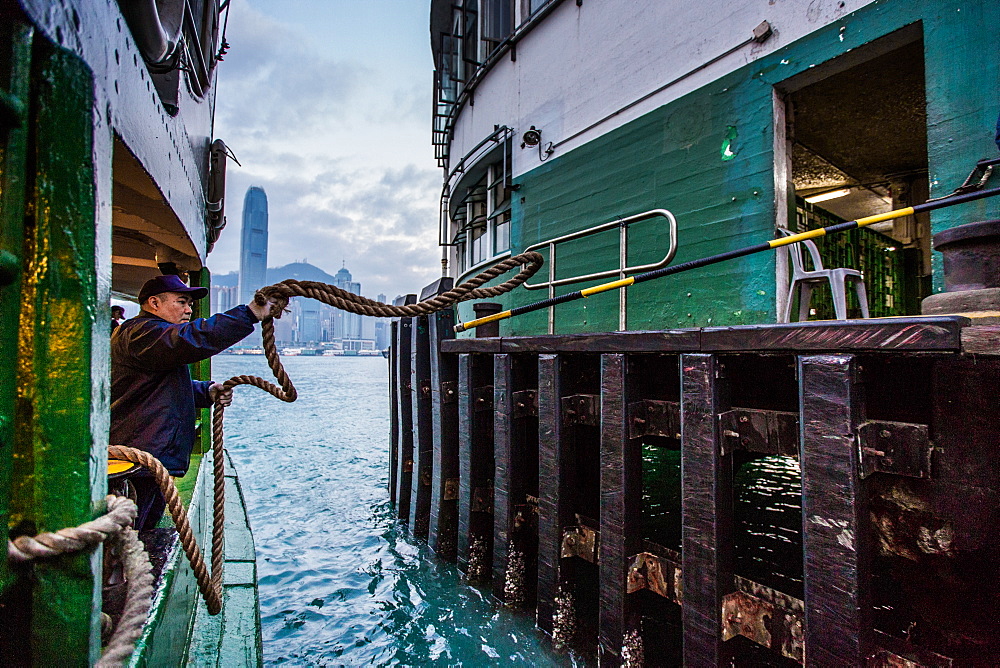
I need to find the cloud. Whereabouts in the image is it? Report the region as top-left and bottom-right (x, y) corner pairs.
(209, 0), (442, 300)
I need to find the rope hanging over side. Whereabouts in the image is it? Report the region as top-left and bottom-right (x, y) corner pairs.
(109, 444), (225, 616)
(6, 496), (154, 664)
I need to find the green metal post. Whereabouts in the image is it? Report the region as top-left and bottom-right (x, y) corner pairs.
(0, 20), (33, 599)
(190, 266), (213, 455)
(11, 38), (103, 665)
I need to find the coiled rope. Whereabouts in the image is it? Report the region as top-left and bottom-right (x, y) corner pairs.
(6, 495), (155, 665)
(111, 252), (546, 617)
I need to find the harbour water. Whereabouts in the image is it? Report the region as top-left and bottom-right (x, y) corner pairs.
(215, 356), (578, 666)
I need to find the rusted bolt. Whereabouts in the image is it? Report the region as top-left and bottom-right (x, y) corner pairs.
(566, 409), (577, 416)
(517, 402), (525, 409)
(726, 614), (740, 626)
(723, 429), (739, 438)
(880, 429), (891, 438)
(863, 446), (886, 457)
(739, 415), (749, 423)
(634, 417), (646, 424)
(579, 399), (587, 406)
(741, 437), (751, 447)
(476, 397), (485, 404)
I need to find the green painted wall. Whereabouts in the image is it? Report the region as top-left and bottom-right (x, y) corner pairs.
(9, 37), (104, 664)
(0, 21), (33, 599)
(454, 0), (1000, 336)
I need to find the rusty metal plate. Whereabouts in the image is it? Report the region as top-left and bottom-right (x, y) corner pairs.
(472, 385), (493, 412)
(722, 577), (804, 664)
(719, 408), (799, 456)
(512, 389), (538, 418)
(627, 399), (681, 440)
(562, 394), (599, 426)
(561, 523), (599, 563)
(443, 477), (459, 501)
(471, 484), (493, 513)
(626, 552), (682, 604)
(858, 420), (933, 479)
(440, 381), (457, 404)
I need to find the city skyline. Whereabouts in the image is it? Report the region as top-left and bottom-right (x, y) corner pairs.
(207, 0), (441, 302)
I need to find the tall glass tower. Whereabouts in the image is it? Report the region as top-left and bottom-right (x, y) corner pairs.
(238, 186), (268, 305)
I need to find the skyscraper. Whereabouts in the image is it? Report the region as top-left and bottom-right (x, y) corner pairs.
(332, 265), (363, 340)
(238, 186), (268, 305)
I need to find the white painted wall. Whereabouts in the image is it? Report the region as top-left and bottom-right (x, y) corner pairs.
(447, 0), (877, 181)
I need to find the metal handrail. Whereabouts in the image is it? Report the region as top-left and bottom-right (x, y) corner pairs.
(522, 209), (678, 332)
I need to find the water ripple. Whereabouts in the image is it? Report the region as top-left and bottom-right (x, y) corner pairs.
(216, 357), (574, 666)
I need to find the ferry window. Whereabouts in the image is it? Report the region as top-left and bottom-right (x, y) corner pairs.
(462, 0), (480, 70)
(481, 0), (512, 55)
(488, 160), (511, 253)
(526, 0), (552, 17)
(471, 224), (488, 265)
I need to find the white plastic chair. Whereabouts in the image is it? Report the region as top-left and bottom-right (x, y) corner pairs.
(778, 228), (870, 323)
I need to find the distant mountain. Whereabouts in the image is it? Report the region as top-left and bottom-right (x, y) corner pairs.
(210, 262), (339, 287)
(265, 262), (338, 285)
(212, 270), (238, 287)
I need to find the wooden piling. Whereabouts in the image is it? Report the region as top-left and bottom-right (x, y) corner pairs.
(680, 353), (734, 666)
(599, 353), (642, 665)
(393, 312), (414, 522)
(536, 354), (572, 633)
(428, 308), (458, 559)
(457, 353), (495, 576)
(799, 354), (871, 663)
(389, 320), (398, 505)
(409, 314), (433, 537)
(492, 354), (514, 600)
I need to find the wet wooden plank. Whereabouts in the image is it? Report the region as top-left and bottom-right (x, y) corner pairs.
(680, 353), (734, 666)
(389, 321), (398, 505)
(961, 325), (1000, 354)
(443, 330), (700, 354)
(702, 316), (966, 352)
(536, 354), (572, 633)
(799, 354), (872, 664)
(492, 354), (514, 600)
(598, 354), (642, 666)
(394, 316), (413, 522)
(408, 314), (433, 538)
(457, 354), (474, 570)
(428, 309), (459, 559)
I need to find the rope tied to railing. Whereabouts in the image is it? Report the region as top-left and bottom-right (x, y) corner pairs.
(6, 495), (155, 666)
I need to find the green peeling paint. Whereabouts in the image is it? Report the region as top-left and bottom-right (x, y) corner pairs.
(9, 37), (103, 665)
(0, 21), (33, 600)
(720, 125), (738, 161)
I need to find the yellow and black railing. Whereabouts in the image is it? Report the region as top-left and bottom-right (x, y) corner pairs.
(456, 173), (1000, 333)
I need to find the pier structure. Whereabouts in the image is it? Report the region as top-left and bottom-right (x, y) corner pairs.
(389, 304), (1000, 665)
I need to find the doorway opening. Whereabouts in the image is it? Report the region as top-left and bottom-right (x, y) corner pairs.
(780, 25), (929, 318)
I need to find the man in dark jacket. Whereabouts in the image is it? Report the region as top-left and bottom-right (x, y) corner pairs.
(111, 274), (278, 529)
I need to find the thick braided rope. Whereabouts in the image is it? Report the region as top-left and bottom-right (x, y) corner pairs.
(96, 527), (155, 667)
(4, 495), (152, 665)
(7, 495), (137, 563)
(108, 445), (223, 615)
(254, 251), (544, 318)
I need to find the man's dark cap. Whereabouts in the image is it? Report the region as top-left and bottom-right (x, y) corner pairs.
(138, 274), (208, 303)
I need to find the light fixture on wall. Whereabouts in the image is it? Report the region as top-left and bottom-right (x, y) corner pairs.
(521, 125), (555, 161)
(804, 187), (852, 204)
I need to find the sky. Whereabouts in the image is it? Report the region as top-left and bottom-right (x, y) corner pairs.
(208, 0), (441, 300)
